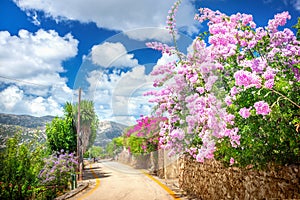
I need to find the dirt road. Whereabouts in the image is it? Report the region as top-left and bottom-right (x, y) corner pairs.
(70, 160), (179, 200)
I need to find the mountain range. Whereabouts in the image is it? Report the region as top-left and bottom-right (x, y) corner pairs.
(94, 121), (127, 147)
(0, 113), (127, 148)
(0, 113), (55, 128)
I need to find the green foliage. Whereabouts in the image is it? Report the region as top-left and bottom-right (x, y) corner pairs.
(125, 135), (148, 155)
(155, 8), (300, 169)
(73, 100), (98, 153)
(47, 100), (98, 155)
(123, 116), (167, 155)
(38, 151), (77, 199)
(0, 133), (46, 199)
(46, 102), (77, 153)
(214, 28), (300, 169)
(216, 100), (300, 169)
(293, 17), (300, 40)
(105, 137), (124, 157)
(123, 131), (158, 156)
(84, 146), (103, 158)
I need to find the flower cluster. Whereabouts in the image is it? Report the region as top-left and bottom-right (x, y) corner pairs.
(234, 70), (261, 89)
(253, 101), (271, 115)
(146, 37), (241, 162)
(38, 150), (77, 187)
(145, 4), (300, 167)
(238, 107), (251, 119)
(166, 0), (181, 34)
(125, 116), (168, 154)
(145, 42), (175, 56)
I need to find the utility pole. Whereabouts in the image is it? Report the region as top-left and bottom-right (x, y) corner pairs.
(77, 88), (82, 181)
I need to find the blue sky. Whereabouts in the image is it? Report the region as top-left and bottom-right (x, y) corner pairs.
(0, 0), (299, 125)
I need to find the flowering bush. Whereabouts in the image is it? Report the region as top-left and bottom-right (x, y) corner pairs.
(124, 116), (168, 155)
(0, 133), (46, 199)
(38, 150), (77, 195)
(145, 1), (300, 168)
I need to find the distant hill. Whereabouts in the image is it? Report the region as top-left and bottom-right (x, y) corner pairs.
(0, 113), (54, 148)
(0, 113), (55, 128)
(0, 113), (127, 149)
(94, 121), (127, 148)
(0, 124), (47, 148)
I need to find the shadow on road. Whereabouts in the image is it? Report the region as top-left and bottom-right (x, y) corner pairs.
(82, 163), (112, 181)
(87, 166), (101, 170)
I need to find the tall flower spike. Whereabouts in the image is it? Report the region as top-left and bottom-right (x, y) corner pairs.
(166, 0), (182, 35)
(166, 0), (183, 60)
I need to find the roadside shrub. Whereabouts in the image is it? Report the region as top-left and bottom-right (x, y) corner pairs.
(38, 150), (78, 198)
(0, 133), (45, 200)
(145, 1), (300, 169)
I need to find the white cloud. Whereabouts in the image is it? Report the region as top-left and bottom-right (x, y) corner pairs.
(0, 29), (78, 84)
(0, 85), (64, 116)
(83, 65), (155, 125)
(24, 96), (64, 116)
(156, 52), (178, 66)
(113, 66), (150, 96)
(0, 85), (24, 111)
(26, 10), (41, 26)
(91, 42), (139, 68)
(13, 0), (198, 41)
(125, 28), (175, 42)
(25, 96), (47, 114)
(77, 45), (182, 125)
(0, 29), (78, 116)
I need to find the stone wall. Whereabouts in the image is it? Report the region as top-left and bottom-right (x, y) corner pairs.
(117, 148), (151, 169)
(179, 156), (300, 199)
(157, 149), (179, 179)
(117, 149), (179, 179)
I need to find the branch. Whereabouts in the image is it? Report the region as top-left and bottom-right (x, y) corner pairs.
(267, 87), (300, 109)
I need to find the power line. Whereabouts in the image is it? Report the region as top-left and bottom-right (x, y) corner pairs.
(0, 75), (49, 87)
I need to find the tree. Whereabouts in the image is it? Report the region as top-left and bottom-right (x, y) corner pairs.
(124, 116), (168, 155)
(74, 100), (98, 155)
(0, 133), (45, 199)
(106, 137), (124, 157)
(46, 102), (77, 153)
(84, 146), (103, 159)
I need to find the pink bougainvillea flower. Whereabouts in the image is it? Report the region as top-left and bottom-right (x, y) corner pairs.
(238, 107), (252, 119)
(254, 101), (271, 115)
(234, 70), (261, 88)
(230, 157), (235, 165)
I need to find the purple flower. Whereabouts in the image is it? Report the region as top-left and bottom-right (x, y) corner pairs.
(234, 70), (261, 88)
(238, 107), (251, 119)
(264, 79), (274, 89)
(205, 75), (218, 91)
(225, 96), (232, 106)
(263, 67), (277, 80)
(170, 128), (185, 141)
(254, 101), (271, 115)
(230, 86), (239, 96)
(196, 87), (205, 94)
(230, 157), (235, 165)
(267, 11), (291, 33)
(196, 153), (204, 163)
